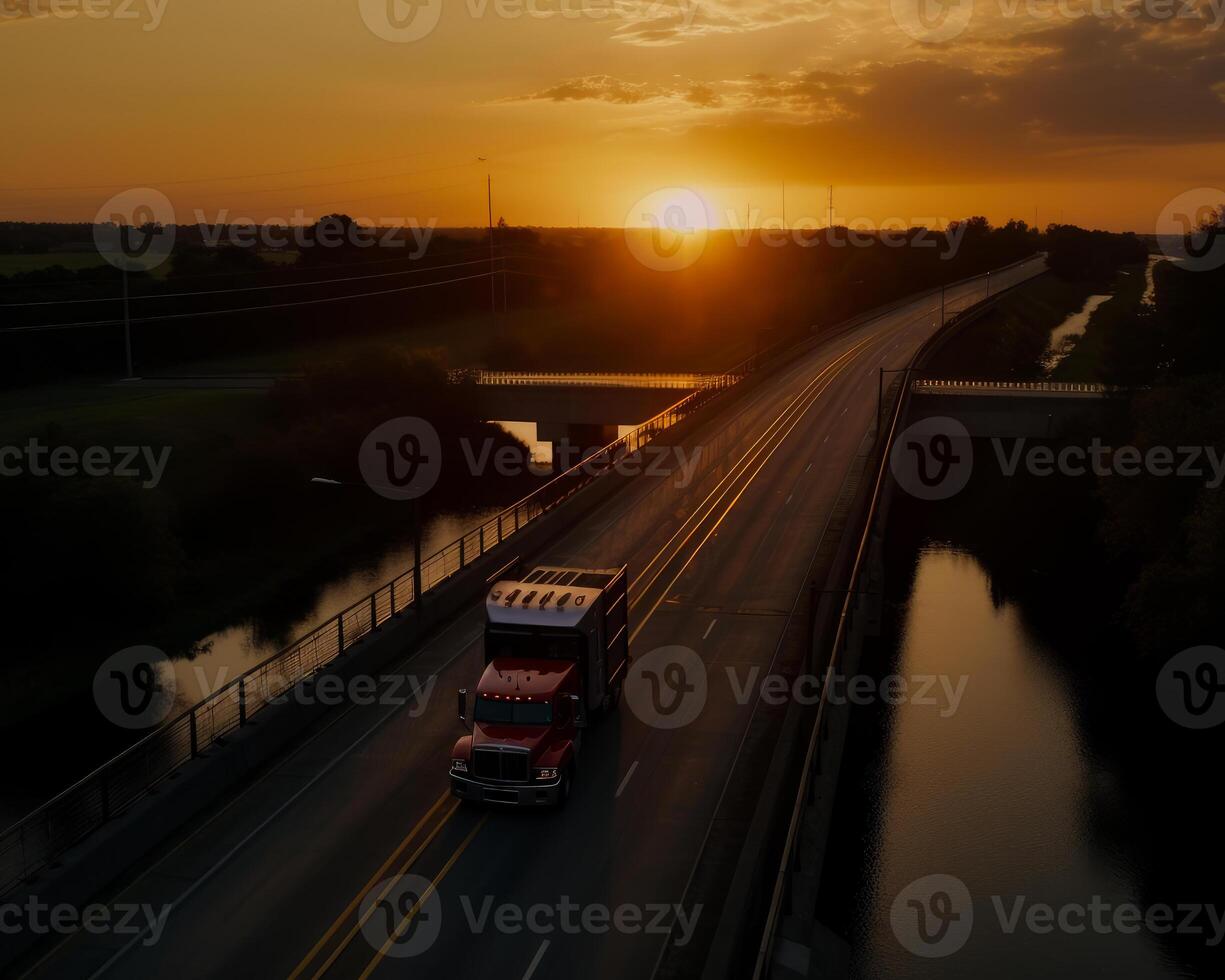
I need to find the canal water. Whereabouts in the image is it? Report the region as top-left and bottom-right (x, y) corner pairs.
(819, 466), (1210, 978)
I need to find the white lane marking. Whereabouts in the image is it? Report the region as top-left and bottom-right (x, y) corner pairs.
(521, 940), (551, 980)
(615, 761), (640, 799)
(804, 462), (812, 473)
(785, 494), (793, 506)
(702, 618), (718, 640)
(823, 435), (830, 444)
(80, 629), (484, 980)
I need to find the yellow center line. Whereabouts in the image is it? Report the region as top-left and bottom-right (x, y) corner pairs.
(286, 790), (455, 980)
(628, 337), (873, 613)
(292, 326), (889, 979)
(356, 815), (490, 980)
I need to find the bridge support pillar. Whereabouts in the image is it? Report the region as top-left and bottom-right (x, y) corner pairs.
(538, 422), (620, 472)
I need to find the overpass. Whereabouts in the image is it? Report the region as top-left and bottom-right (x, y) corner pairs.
(3, 257), (1047, 980)
(908, 378), (1123, 437)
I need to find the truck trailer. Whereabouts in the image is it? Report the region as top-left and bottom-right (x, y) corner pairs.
(450, 564), (629, 806)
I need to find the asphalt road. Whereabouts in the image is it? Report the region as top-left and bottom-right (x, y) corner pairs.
(16, 258), (1045, 980)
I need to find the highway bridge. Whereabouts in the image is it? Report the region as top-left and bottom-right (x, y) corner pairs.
(7, 257), (1046, 980)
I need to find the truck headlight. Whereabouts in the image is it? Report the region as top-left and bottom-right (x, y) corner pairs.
(451, 759), (468, 773)
(533, 767), (559, 781)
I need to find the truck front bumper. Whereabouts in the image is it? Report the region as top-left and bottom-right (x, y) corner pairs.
(450, 772), (562, 806)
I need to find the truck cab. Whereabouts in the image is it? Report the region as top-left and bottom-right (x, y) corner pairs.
(450, 564), (629, 807)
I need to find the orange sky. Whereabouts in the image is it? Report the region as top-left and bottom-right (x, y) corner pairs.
(3, 0), (1224, 232)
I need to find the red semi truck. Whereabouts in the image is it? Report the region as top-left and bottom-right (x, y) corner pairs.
(450, 564), (629, 807)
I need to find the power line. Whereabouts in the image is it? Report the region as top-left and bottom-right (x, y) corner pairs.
(2, 271), (497, 334)
(0, 257), (495, 307)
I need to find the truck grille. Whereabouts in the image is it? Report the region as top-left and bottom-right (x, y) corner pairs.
(473, 747), (529, 783)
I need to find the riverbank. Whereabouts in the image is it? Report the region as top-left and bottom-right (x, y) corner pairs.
(924, 260), (1152, 381)
(817, 461), (1224, 978)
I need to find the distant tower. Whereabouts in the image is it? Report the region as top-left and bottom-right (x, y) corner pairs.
(827, 186), (835, 229)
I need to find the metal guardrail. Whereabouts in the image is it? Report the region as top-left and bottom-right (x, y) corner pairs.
(751, 255), (1043, 979)
(0, 367), (746, 898)
(913, 379), (1110, 394)
(448, 369), (724, 390)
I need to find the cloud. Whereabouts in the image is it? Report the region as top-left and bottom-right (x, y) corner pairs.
(611, 0), (834, 47)
(508, 15), (1225, 177)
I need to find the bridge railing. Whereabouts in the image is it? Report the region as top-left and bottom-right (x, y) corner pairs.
(752, 255), (1044, 979)
(913, 379), (1110, 394)
(448, 369), (727, 389)
(0, 364), (744, 898)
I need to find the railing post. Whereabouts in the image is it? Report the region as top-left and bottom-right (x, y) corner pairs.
(239, 678), (247, 727)
(459, 536), (466, 568)
(479, 526), (485, 554)
(337, 613), (345, 655)
(497, 513), (503, 543)
(190, 710), (199, 758)
(390, 579), (396, 615)
(370, 592), (377, 628)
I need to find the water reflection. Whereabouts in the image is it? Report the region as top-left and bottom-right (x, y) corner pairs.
(847, 547), (1183, 979)
(1043, 294), (1111, 373)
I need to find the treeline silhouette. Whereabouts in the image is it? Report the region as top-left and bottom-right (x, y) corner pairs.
(0, 215), (1042, 384)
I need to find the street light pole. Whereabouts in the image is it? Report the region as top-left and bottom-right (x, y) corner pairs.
(122, 266), (134, 379)
(487, 173), (497, 318)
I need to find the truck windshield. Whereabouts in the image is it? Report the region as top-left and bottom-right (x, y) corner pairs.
(475, 698), (553, 726)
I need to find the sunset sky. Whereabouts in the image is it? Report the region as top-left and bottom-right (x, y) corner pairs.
(3, 0), (1224, 232)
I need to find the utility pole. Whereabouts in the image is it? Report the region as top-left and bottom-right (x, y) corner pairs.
(122, 266), (134, 379)
(940, 284), (946, 325)
(827, 185), (835, 229)
(781, 178), (786, 230)
(482, 172), (492, 316)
